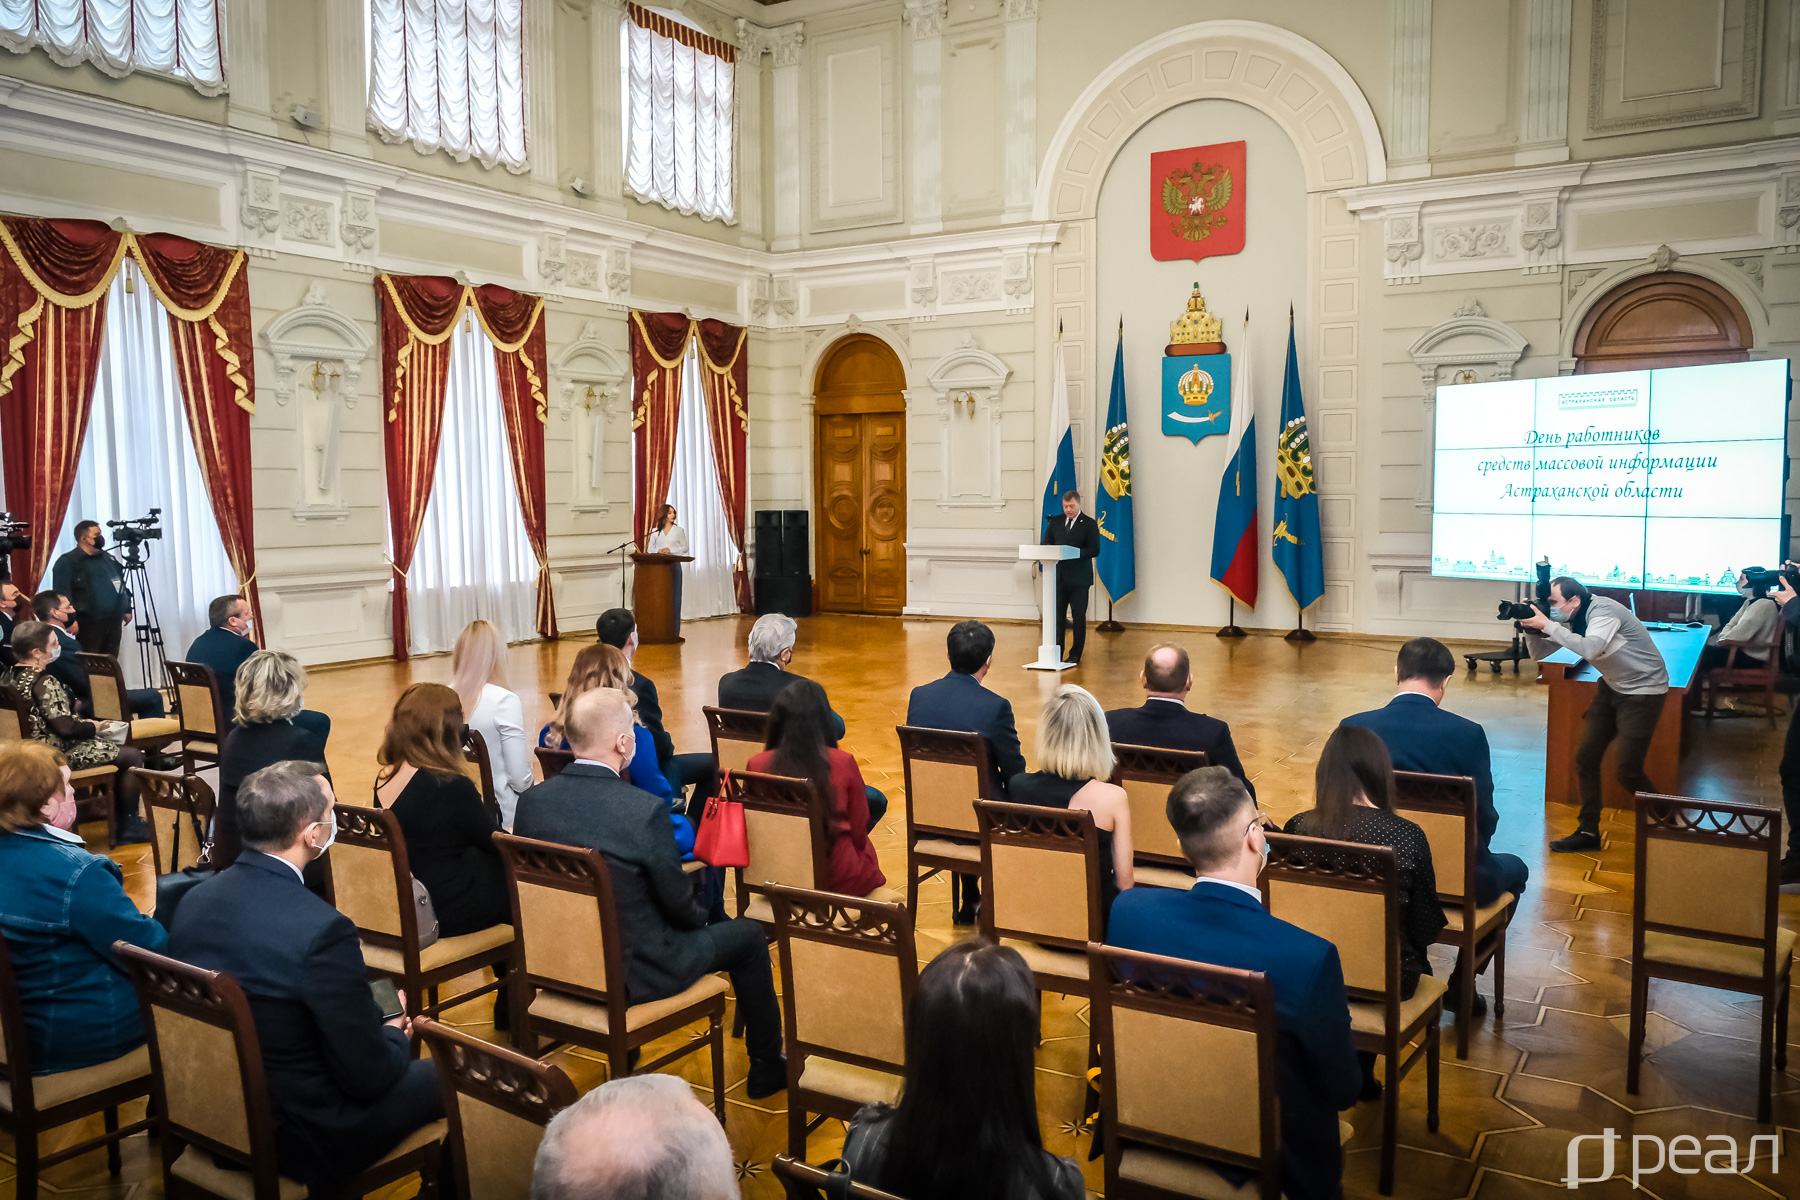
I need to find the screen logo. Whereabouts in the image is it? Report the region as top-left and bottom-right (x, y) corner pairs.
(1557, 385), (1639, 410)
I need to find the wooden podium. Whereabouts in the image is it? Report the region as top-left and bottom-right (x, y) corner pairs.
(631, 552), (692, 644)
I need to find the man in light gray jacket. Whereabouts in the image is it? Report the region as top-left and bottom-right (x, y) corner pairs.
(1520, 576), (1668, 853)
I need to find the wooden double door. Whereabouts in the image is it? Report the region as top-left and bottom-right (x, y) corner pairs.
(814, 335), (907, 614)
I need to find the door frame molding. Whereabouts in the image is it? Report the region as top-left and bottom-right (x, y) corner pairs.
(812, 333), (910, 614)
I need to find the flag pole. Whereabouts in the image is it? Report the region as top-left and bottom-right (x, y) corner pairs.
(1098, 312), (1126, 635)
(1285, 602), (1316, 643)
(1217, 597), (1246, 638)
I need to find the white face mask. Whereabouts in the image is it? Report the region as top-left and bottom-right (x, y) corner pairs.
(44, 639), (60, 662)
(305, 818), (337, 858)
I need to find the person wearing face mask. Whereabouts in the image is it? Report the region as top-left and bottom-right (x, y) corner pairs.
(1518, 576), (1669, 854)
(51, 521), (133, 656)
(1107, 766), (1361, 1200)
(0, 581), (22, 666)
(168, 760), (444, 1198)
(1699, 569), (1782, 673)
(184, 594), (260, 722)
(0, 741), (168, 1074)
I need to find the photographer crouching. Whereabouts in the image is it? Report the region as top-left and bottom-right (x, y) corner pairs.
(1517, 576), (1669, 853)
(50, 521), (132, 656)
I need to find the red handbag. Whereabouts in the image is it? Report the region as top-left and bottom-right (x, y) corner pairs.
(693, 770), (749, 868)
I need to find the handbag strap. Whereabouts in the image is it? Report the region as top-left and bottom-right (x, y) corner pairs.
(812, 1159), (854, 1200)
(183, 777), (213, 866)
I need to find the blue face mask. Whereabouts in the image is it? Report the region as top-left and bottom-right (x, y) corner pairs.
(1548, 606), (1571, 623)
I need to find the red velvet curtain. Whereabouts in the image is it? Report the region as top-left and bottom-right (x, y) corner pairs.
(473, 285), (557, 641)
(630, 310), (690, 547)
(695, 319), (751, 612)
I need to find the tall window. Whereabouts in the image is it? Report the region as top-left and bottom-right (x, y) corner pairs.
(622, 3), (735, 222)
(367, 0), (528, 174)
(0, 0), (226, 94)
(404, 311), (538, 653)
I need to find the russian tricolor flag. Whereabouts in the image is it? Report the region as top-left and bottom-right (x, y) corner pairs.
(1210, 312), (1258, 607)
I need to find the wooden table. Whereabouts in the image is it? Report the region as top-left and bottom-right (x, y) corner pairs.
(1541, 624), (1708, 809)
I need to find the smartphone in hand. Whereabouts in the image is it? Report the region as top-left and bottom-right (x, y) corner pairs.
(370, 978), (404, 1022)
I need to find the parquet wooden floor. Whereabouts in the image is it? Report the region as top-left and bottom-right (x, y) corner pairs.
(8, 613), (1798, 1198)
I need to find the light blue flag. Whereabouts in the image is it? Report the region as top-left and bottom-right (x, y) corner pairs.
(1271, 314), (1324, 610)
(1096, 327), (1136, 602)
(1042, 325), (1077, 520)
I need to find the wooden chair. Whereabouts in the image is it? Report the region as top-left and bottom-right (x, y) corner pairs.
(77, 651), (178, 751)
(413, 1017), (576, 1200)
(1109, 743), (1207, 889)
(1630, 792), (1792, 1123)
(327, 804), (515, 1026)
(0, 682), (120, 846)
(117, 942), (445, 1200)
(768, 885), (917, 1157)
(1088, 944), (1282, 1200)
(1696, 611), (1787, 725)
(704, 705), (768, 777)
(166, 661), (226, 772)
(493, 832), (728, 1118)
(896, 725), (990, 914)
(533, 746), (574, 781)
(1392, 770), (1516, 1059)
(732, 769), (830, 926)
(133, 767), (218, 876)
(0, 936), (153, 1199)
(1261, 833), (1442, 1195)
(772, 1155), (906, 1200)
(462, 726), (501, 822)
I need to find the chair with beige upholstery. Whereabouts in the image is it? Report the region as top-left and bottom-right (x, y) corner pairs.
(705, 706), (769, 781)
(1261, 833), (1441, 1196)
(414, 1017), (576, 1200)
(0, 936), (153, 1200)
(1088, 943), (1282, 1200)
(533, 747), (574, 782)
(493, 832), (728, 1118)
(731, 768), (909, 927)
(1392, 770), (1515, 1059)
(896, 726), (990, 913)
(0, 682), (120, 846)
(117, 942), (445, 1200)
(1630, 791), (1791, 1124)
(462, 727), (502, 823)
(77, 652), (178, 752)
(327, 804), (515, 1027)
(134, 768), (218, 877)
(772, 1155), (906, 1200)
(768, 884), (917, 1157)
(1109, 743), (1206, 890)
(166, 661), (226, 773)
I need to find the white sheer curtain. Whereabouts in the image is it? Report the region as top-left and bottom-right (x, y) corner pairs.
(404, 312), (538, 654)
(0, 0), (224, 93)
(50, 259), (237, 688)
(367, 0), (527, 173)
(664, 342), (738, 619)
(622, 9), (734, 221)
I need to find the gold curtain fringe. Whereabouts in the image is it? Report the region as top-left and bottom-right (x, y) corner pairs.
(473, 293), (543, 354)
(207, 315), (253, 414)
(630, 310), (692, 369)
(377, 274), (468, 347)
(0, 219), (133, 309)
(388, 339), (416, 422)
(0, 293), (43, 399)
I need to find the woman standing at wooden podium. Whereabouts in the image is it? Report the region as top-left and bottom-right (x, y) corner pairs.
(646, 504), (690, 632)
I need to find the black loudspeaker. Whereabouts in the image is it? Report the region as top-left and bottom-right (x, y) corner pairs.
(754, 510), (784, 577)
(753, 509), (810, 578)
(779, 510), (809, 579)
(755, 576), (812, 618)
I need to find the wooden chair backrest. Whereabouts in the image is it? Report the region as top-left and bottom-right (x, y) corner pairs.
(1109, 743), (1209, 864)
(414, 1017), (576, 1200)
(975, 800), (1103, 950)
(730, 770), (832, 894)
(533, 746), (574, 781)
(327, 803), (418, 954)
(77, 652), (129, 722)
(1392, 770), (1477, 907)
(463, 726), (501, 820)
(0, 935), (34, 1109)
(1089, 944), (1281, 1199)
(135, 768), (218, 875)
(1261, 833), (1400, 1004)
(1710, 610), (1788, 680)
(1634, 792), (1780, 969)
(896, 725), (990, 839)
(705, 706), (769, 776)
(0, 684), (23, 742)
(769, 885), (916, 1078)
(166, 661), (225, 739)
(495, 833), (630, 1008)
(772, 1156), (907, 1200)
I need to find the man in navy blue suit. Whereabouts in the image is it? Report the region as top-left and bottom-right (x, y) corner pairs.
(1105, 643), (1254, 798)
(184, 594), (259, 721)
(1109, 767), (1360, 1200)
(906, 620), (1027, 924)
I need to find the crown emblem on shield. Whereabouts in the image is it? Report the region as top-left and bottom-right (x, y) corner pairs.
(1178, 365), (1214, 407)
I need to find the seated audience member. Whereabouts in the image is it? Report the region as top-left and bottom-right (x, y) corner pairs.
(6, 620), (148, 843)
(1700, 569), (1782, 670)
(597, 607), (711, 796)
(34, 588), (164, 720)
(748, 678), (885, 897)
(842, 939), (1083, 1200)
(0, 582), (22, 666)
(1109, 767), (1361, 1200)
(513, 689), (788, 1098)
(452, 619), (535, 830)
(215, 650), (331, 870)
(169, 761), (442, 1197)
(376, 683), (509, 937)
(532, 1074), (738, 1200)
(185, 594), (260, 722)
(0, 742), (167, 1073)
(1105, 642), (1254, 797)
(1009, 684), (1134, 922)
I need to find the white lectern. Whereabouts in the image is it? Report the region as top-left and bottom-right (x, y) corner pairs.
(1020, 543), (1079, 671)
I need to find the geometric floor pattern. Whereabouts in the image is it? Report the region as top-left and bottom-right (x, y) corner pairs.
(5, 613), (1797, 1198)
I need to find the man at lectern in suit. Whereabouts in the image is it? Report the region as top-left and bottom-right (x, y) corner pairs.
(1041, 489), (1101, 665)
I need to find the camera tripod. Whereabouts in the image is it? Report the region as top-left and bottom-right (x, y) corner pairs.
(1465, 622), (1533, 674)
(115, 539), (170, 690)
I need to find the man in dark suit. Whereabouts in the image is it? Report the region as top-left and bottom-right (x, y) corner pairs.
(1041, 489), (1100, 664)
(596, 608), (676, 767)
(717, 612), (846, 740)
(168, 761), (442, 1198)
(513, 688), (789, 1100)
(1341, 637), (1529, 1014)
(1105, 643), (1254, 798)
(52, 520), (132, 656)
(185, 594), (258, 721)
(1108, 767), (1360, 1200)
(34, 589), (166, 719)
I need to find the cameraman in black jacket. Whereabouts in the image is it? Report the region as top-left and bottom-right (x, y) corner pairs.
(50, 522), (132, 656)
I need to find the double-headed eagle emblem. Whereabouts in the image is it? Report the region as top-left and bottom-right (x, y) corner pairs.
(1160, 160), (1234, 242)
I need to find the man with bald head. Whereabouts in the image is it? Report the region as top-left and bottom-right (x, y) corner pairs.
(512, 689), (788, 1099)
(1104, 642), (1255, 797)
(532, 1074), (737, 1200)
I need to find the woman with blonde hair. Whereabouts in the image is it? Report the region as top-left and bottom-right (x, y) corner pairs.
(1009, 684), (1134, 921)
(540, 645), (679, 808)
(451, 620), (533, 828)
(214, 649), (332, 868)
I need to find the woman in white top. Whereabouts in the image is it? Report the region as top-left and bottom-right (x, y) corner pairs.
(450, 620), (535, 828)
(646, 504), (691, 628)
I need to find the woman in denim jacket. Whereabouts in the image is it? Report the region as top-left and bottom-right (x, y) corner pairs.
(0, 742), (166, 1073)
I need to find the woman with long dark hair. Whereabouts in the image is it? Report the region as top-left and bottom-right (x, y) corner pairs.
(646, 503), (689, 630)
(747, 677), (884, 897)
(842, 940), (1083, 1200)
